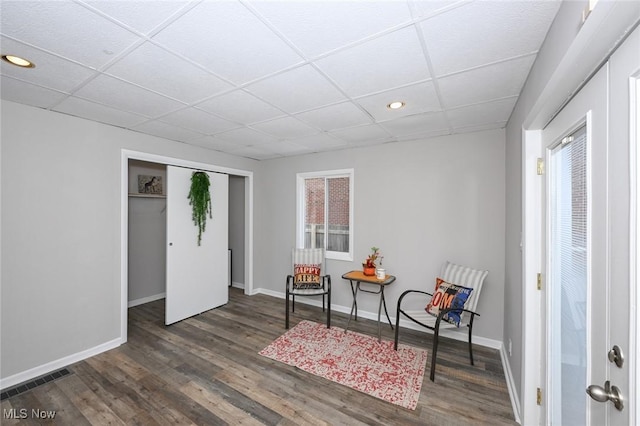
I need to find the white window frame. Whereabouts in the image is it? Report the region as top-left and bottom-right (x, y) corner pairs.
(296, 169), (354, 261)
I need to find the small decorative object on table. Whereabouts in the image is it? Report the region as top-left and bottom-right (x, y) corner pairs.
(363, 246), (383, 276)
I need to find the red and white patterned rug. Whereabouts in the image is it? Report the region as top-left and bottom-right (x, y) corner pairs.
(259, 320), (428, 410)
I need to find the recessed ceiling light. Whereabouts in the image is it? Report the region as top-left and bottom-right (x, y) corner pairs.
(387, 101), (405, 110)
(2, 54), (35, 68)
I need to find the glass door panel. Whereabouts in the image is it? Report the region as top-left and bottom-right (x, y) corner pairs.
(549, 125), (588, 426)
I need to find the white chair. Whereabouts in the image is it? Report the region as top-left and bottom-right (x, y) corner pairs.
(394, 261), (488, 381)
(285, 248), (331, 329)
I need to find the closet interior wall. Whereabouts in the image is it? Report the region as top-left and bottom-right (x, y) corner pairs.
(128, 160), (167, 306)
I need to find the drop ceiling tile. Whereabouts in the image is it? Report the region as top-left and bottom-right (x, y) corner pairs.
(295, 102), (372, 131)
(53, 96), (147, 128)
(193, 135), (281, 160)
(355, 81), (441, 121)
(74, 74), (184, 117)
(152, 1), (303, 84)
(0, 76), (68, 109)
(223, 144), (279, 161)
(395, 128), (450, 142)
(160, 107), (238, 135)
(421, 1), (560, 75)
(329, 124), (392, 143)
(245, 65), (346, 113)
(188, 135), (237, 152)
(438, 55), (535, 108)
(0, 1), (141, 68)
(106, 42), (232, 103)
(410, 1), (468, 19)
(214, 127), (279, 146)
(84, 0), (191, 35)
(315, 26), (430, 97)
(452, 121), (507, 134)
(293, 133), (349, 151)
(196, 90), (285, 124)
(251, 116), (319, 139)
(447, 97), (517, 129)
(132, 119), (203, 143)
(1, 37), (96, 92)
(379, 111), (449, 137)
(247, 0), (412, 58)
(264, 140), (314, 156)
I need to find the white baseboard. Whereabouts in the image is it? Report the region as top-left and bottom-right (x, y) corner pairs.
(255, 288), (502, 350)
(500, 342), (522, 424)
(0, 338), (122, 390)
(128, 292), (166, 308)
(231, 281), (245, 290)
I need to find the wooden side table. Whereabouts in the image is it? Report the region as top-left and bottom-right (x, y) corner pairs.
(342, 270), (396, 342)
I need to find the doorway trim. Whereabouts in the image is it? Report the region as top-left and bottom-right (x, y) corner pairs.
(120, 149), (254, 343)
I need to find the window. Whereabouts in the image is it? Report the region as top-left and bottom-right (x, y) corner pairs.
(297, 169), (354, 261)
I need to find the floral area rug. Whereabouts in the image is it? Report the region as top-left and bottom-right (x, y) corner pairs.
(259, 320), (427, 410)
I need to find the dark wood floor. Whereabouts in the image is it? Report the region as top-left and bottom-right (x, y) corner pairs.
(1, 288), (516, 425)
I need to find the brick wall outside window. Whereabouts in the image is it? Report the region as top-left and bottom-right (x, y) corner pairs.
(304, 177), (349, 226)
(304, 176), (350, 252)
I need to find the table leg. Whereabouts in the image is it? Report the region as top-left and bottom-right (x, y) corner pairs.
(377, 290), (383, 342)
(351, 281), (358, 320)
(345, 281), (359, 333)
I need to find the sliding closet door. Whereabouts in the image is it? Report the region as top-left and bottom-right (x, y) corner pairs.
(165, 166), (229, 325)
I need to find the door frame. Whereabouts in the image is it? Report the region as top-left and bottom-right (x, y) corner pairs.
(120, 149), (254, 343)
(629, 63), (640, 426)
(629, 71), (640, 423)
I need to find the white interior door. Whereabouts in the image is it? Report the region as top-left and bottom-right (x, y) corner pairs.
(166, 166), (229, 325)
(541, 25), (639, 426)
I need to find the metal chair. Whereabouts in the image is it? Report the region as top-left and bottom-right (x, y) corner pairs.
(285, 248), (331, 329)
(394, 261), (488, 381)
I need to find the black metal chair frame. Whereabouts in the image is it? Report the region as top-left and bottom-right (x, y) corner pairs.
(394, 289), (479, 382)
(285, 274), (331, 329)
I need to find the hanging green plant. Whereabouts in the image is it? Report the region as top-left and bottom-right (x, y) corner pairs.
(188, 171), (212, 246)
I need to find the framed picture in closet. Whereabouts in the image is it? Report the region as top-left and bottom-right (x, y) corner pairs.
(137, 175), (163, 195)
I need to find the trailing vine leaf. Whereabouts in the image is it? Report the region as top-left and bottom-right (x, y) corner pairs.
(188, 171), (212, 246)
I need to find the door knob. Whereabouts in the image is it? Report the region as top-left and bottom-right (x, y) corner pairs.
(608, 345), (624, 368)
(586, 380), (624, 411)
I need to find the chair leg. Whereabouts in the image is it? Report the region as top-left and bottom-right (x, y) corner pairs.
(322, 294), (325, 312)
(285, 290), (290, 329)
(326, 290), (331, 328)
(468, 321), (475, 365)
(430, 325), (441, 382)
(292, 295), (295, 312)
(394, 309), (401, 350)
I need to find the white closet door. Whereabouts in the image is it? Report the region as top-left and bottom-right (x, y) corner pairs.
(166, 166), (229, 325)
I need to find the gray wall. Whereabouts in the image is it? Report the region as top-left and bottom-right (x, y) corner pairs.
(1, 100), (259, 380)
(257, 129), (506, 342)
(229, 175), (245, 286)
(1, 99), (504, 383)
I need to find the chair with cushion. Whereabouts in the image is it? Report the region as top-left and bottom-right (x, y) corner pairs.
(394, 261), (488, 381)
(286, 248), (331, 329)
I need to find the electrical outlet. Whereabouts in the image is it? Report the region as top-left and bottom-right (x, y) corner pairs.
(508, 339), (513, 356)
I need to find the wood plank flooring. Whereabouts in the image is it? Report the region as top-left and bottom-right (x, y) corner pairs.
(1, 288), (517, 425)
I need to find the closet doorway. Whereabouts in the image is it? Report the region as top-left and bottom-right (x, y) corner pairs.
(121, 150), (253, 342)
